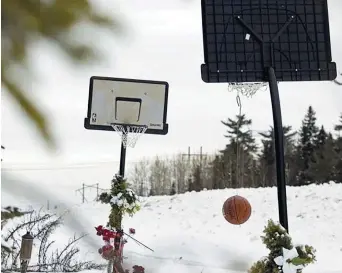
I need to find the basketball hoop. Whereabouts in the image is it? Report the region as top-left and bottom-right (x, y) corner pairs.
(111, 124), (148, 148)
(227, 82), (268, 97)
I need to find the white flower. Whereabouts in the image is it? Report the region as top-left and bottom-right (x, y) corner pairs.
(118, 199), (125, 207)
(117, 192), (123, 199)
(110, 196), (119, 205)
(274, 247), (304, 273)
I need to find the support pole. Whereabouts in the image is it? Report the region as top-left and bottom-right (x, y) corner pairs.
(96, 183), (99, 201)
(82, 183), (85, 204)
(268, 67), (289, 232)
(119, 141), (127, 177)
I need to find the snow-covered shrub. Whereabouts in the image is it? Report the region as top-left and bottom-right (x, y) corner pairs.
(248, 219), (316, 273)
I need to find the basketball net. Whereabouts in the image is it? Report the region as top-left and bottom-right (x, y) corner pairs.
(111, 124), (148, 148)
(235, 93), (242, 196)
(228, 82), (267, 197)
(227, 82), (268, 98)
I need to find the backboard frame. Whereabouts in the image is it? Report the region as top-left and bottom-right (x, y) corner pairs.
(200, 0), (337, 83)
(84, 76), (169, 135)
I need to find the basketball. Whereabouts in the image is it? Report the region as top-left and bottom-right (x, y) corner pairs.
(222, 195), (251, 225)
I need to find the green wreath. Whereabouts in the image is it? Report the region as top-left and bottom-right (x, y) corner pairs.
(98, 175), (140, 229)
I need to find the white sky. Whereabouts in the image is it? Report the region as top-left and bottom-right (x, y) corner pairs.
(1, 0), (342, 165)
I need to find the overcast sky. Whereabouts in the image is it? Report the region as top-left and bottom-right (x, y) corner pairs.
(1, 0), (342, 165)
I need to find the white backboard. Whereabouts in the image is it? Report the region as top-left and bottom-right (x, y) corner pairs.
(84, 76), (169, 135)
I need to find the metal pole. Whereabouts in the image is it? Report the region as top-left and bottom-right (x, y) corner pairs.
(123, 231), (154, 252)
(20, 232), (33, 273)
(82, 183), (85, 204)
(96, 183), (99, 201)
(200, 146), (203, 163)
(268, 67), (289, 232)
(119, 141), (127, 177)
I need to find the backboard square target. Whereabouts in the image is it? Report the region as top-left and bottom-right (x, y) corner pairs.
(200, 0), (337, 83)
(114, 97), (142, 123)
(84, 76), (169, 135)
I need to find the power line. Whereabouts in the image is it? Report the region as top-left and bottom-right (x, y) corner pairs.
(181, 146), (207, 162)
(1, 160), (142, 171)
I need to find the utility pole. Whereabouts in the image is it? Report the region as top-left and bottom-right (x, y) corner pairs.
(75, 183), (107, 203)
(96, 183), (99, 201)
(181, 146), (205, 163)
(1, 145), (5, 162)
(82, 183), (85, 203)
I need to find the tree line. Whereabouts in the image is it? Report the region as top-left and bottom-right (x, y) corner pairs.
(129, 106), (342, 196)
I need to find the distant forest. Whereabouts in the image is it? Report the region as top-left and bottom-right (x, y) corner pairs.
(130, 106), (342, 196)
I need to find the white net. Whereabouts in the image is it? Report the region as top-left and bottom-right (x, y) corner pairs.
(227, 82), (268, 97)
(111, 124), (148, 148)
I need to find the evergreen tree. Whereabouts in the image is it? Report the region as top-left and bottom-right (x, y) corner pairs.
(309, 129), (337, 183)
(333, 113), (342, 136)
(1, 1), (119, 253)
(315, 126), (327, 148)
(220, 114), (257, 188)
(333, 156), (342, 183)
(333, 113), (342, 155)
(259, 139), (274, 187)
(221, 114), (257, 153)
(297, 106), (319, 185)
(2, 0), (117, 147)
(258, 126), (297, 187)
(333, 114), (342, 182)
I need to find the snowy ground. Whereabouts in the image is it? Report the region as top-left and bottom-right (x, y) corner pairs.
(1, 167), (342, 273)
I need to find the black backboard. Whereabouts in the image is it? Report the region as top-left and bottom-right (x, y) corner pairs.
(201, 0), (337, 83)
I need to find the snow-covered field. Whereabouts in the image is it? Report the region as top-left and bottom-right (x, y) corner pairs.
(1, 166), (342, 273)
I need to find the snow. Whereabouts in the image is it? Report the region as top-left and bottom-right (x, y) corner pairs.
(2, 169), (342, 273)
(1, 238), (12, 250)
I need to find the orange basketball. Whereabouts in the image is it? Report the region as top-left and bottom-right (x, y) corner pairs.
(222, 195), (251, 225)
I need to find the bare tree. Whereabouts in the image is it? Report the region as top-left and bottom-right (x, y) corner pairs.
(171, 155), (191, 194)
(130, 160), (150, 196)
(149, 156), (172, 196)
(1, 209), (103, 272)
(190, 155), (214, 190)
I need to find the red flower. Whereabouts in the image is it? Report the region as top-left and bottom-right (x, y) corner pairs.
(95, 225), (104, 236)
(100, 244), (114, 260)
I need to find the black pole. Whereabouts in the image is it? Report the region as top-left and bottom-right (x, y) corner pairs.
(268, 67), (289, 232)
(119, 141), (127, 177)
(123, 231), (154, 252)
